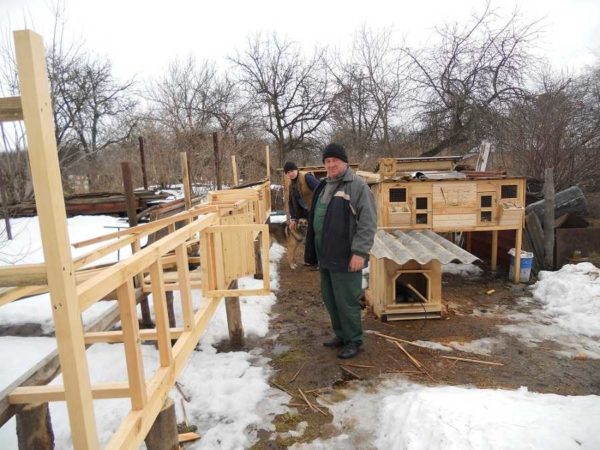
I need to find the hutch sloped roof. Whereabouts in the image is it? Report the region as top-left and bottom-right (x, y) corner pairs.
(370, 229), (479, 265)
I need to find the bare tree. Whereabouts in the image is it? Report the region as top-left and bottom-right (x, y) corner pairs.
(231, 33), (335, 166)
(493, 66), (600, 190)
(405, 3), (540, 156)
(329, 27), (410, 160)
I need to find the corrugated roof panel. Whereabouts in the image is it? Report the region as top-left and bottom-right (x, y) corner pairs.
(370, 230), (479, 265)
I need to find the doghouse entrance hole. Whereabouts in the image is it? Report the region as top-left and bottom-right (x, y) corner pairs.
(394, 273), (429, 304)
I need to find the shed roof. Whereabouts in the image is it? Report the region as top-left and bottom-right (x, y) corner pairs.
(370, 229), (479, 265)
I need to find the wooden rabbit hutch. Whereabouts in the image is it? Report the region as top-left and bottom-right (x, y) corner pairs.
(372, 157), (526, 277)
(365, 157), (526, 320)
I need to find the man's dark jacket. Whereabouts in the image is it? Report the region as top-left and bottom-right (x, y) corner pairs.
(304, 167), (376, 272)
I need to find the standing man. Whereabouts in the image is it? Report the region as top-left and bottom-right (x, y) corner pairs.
(304, 144), (377, 359)
(284, 161), (319, 231)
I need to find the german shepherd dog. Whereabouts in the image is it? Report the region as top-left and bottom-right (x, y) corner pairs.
(284, 218), (308, 269)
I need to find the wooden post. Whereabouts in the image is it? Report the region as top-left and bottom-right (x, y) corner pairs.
(121, 161), (152, 328)
(253, 233), (263, 280)
(0, 170), (13, 240)
(514, 226), (523, 283)
(225, 279), (244, 348)
(14, 29), (99, 449)
(138, 136), (148, 190)
(116, 279), (147, 410)
(16, 402), (54, 450)
(180, 152), (192, 211)
(213, 132), (222, 190)
(491, 230), (498, 271)
(231, 155), (239, 186)
(544, 168), (555, 270)
(265, 145), (270, 181)
(165, 291), (176, 328)
(144, 398), (178, 450)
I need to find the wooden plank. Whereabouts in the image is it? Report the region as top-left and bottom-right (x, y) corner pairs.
(116, 279), (147, 410)
(432, 214), (476, 228)
(106, 297), (222, 450)
(9, 382), (130, 404)
(0, 96), (23, 121)
(0, 301), (121, 427)
(231, 155), (239, 186)
(77, 213), (218, 311)
(175, 241), (194, 331)
(148, 261), (174, 367)
(265, 145), (270, 180)
(84, 327), (184, 344)
(72, 206), (215, 248)
(14, 29), (99, 450)
(0, 263), (47, 287)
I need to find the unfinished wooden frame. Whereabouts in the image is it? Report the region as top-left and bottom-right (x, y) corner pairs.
(0, 29), (272, 449)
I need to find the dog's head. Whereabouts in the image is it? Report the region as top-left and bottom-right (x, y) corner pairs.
(297, 218), (308, 231)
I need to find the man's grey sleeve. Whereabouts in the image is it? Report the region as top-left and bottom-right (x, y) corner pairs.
(351, 183), (377, 258)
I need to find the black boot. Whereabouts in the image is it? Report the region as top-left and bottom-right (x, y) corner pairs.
(323, 336), (344, 348)
(337, 342), (361, 359)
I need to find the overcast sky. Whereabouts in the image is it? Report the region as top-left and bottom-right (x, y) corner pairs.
(1, 0), (599, 82)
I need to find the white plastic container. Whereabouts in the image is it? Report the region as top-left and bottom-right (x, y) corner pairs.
(508, 248), (534, 282)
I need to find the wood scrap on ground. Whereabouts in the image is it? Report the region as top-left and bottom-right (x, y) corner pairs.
(339, 365), (363, 380)
(178, 432), (201, 443)
(441, 356), (504, 366)
(297, 388), (327, 416)
(288, 362), (305, 383)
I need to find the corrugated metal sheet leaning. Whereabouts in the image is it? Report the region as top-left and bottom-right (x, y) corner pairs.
(370, 229), (480, 265)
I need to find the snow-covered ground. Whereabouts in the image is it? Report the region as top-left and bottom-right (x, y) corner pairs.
(1, 216), (599, 449)
(499, 263), (600, 359)
(0, 217), (289, 448)
(292, 377), (600, 450)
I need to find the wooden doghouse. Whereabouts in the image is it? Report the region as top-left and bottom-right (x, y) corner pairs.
(366, 229), (479, 321)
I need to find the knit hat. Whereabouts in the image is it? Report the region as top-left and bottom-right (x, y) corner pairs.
(283, 161), (298, 173)
(322, 143), (348, 163)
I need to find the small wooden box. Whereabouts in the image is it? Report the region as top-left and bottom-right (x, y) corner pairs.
(388, 205), (411, 226)
(498, 203), (524, 227)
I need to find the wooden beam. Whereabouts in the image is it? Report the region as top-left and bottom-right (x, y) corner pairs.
(148, 261), (174, 367)
(71, 205), (215, 248)
(231, 155), (239, 186)
(84, 327), (184, 344)
(9, 382), (130, 404)
(491, 230), (498, 271)
(225, 280), (244, 348)
(14, 29), (99, 449)
(0, 96), (23, 122)
(265, 145), (270, 180)
(1, 301), (121, 427)
(77, 213), (218, 311)
(116, 279), (147, 410)
(106, 297), (222, 450)
(0, 264), (46, 287)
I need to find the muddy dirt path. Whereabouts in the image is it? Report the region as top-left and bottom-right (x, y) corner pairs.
(249, 231), (600, 448)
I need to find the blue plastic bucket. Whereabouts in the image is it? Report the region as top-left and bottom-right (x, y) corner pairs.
(508, 248), (534, 282)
